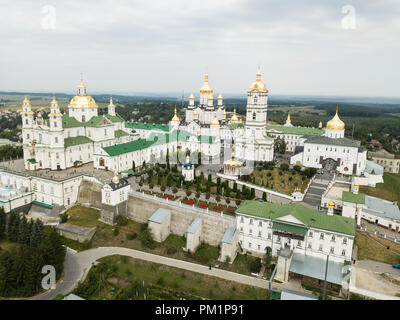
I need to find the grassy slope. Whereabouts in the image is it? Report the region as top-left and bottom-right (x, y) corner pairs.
(89, 255), (269, 300)
(355, 231), (400, 264)
(359, 173), (400, 205)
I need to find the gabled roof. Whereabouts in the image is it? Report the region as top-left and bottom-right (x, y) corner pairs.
(304, 135), (360, 148)
(105, 113), (124, 123)
(236, 201), (355, 236)
(114, 129), (129, 138)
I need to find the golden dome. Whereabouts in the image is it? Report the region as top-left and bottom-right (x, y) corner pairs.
(210, 112), (219, 127)
(328, 200), (335, 208)
(230, 108), (239, 123)
(208, 94), (213, 101)
(248, 66), (268, 93)
(318, 121), (322, 127)
(326, 109), (345, 130)
(354, 182), (359, 187)
(200, 73), (213, 94)
(171, 108), (180, 123)
(24, 95), (30, 103)
(69, 95), (98, 109)
(112, 171), (119, 184)
(218, 93), (223, 100)
(189, 93), (195, 100)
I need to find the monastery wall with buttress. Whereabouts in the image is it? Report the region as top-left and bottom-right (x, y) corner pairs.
(77, 180), (236, 246)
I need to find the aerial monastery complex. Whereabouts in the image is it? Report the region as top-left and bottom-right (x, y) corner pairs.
(0, 67), (392, 296)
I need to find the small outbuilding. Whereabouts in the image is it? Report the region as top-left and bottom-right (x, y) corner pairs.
(148, 208), (171, 242)
(185, 217), (202, 252)
(219, 227), (239, 264)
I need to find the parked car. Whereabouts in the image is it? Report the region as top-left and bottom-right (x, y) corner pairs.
(392, 264), (400, 269)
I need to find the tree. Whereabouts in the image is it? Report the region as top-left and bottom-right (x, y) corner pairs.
(6, 212), (19, 242)
(293, 165), (301, 172)
(132, 161), (136, 172)
(280, 163), (289, 171)
(262, 192), (267, 201)
(166, 148), (170, 171)
(208, 174), (212, 183)
(0, 208), (6, 239)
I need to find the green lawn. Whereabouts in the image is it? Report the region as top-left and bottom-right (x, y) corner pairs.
(65, 205), (104, 228)
(355, 231), (400, 264)
(360, 173), (400, 205)
(74, 255), (270, 300)
(249, 167), (310, 194)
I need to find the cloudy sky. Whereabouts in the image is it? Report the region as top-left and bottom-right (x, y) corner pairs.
(0, 0), (399, 97)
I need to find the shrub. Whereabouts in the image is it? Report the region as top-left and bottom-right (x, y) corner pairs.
(149, 183), (154, 189)
(216, 195), (221, 203)
(293, 165), (301, 172)
(116, 215), (128, 226)
(139, 182), (143, 187)
(167, 247), (177, 255)
(60, 213), (68, 223)
(235, 199), (242, 206)
(126, 232), (137, 240)
(186, 190), (192, 197)
(249, 257), (262, 273)
(225, 198), (231, 204)
(205, 193), (210, 200)
(113, 228), (119, 236)
(172, 187), (178, 194)
(280, 163), (289, 171)
(160, 185), (166, 192)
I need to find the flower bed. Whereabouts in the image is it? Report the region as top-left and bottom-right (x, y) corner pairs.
(164, 195), (173, 200)
(185, 199), (195, 204)
(227, 209), (235, 214)
(199, 202), (208, 208)
(213, 205), (222, 211)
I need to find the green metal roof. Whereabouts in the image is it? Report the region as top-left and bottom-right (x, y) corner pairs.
(114, 129), (129, 138)
(103, 139), (155, 156)
(266, 125), (324, 136)
(32, 200), (53, 209)
(105, 114), (124, 123)
(85, 115), (113, 127)
(236, 201), (355, 236)
(272, 221), (307, 236)
(64, 136), (93, 148)
(62, 114), (83, 128)
(342, 191), (366, 204)
(131, 122), (172, 132)
(62, 114), (113, 129)
(28, 158), (37, 164)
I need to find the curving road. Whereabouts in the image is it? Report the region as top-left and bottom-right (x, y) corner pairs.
(33, 247), (271, 300)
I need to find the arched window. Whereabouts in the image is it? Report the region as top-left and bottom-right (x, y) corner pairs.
(252, 112), (256, 120)
(254, 96), (258, 103)
(82, 115), (85, 122)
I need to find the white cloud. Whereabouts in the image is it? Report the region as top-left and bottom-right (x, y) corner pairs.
(0, 0), (398, 97)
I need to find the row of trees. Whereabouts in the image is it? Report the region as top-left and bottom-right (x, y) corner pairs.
(0, 209), (66, 297)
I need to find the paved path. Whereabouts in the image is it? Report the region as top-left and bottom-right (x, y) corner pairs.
(356, 260), (400, 277)
(33, 247), (275, 300)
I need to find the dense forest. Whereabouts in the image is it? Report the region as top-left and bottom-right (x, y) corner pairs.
(0, 210), (66, 297)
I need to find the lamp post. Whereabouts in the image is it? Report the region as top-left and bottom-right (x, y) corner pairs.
(322, 254), (330, 300)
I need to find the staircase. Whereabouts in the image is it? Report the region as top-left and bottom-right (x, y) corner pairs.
(302, 172), (333, 209)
